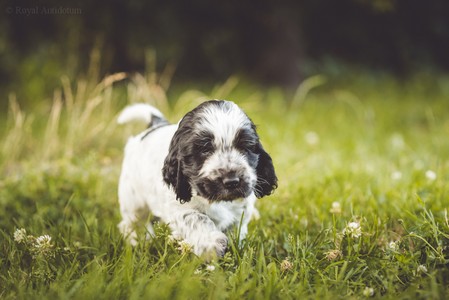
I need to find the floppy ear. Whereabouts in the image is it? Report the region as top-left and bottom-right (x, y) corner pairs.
(162, 129), (193, 203)
(254, 141), (278, 198)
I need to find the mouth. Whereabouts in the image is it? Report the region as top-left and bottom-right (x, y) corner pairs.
(195, 180), (252, 202)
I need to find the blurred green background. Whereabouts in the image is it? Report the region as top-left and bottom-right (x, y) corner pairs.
(1, 0), (449, 108)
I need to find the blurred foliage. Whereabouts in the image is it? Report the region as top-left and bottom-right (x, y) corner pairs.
(1, 0), (449, 106)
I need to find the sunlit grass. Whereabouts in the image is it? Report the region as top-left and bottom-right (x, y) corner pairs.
(1, 70), (449, 299)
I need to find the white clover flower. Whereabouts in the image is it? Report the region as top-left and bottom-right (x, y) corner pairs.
(177, 240), (193, 255)
(206, 264), (216, 272)
(391, 171), (402, 181)
(387, 241), (399, 252)
(325, 249), (342, 261)
(35, 235), (53, 250)
(280, 258), (294, 272)
(304, 131), (320, 146)
(343, 222), (362, 238)
(362, 287), (374, 297)
(329, 201), (342, 214)
(417, 264), (428, 274)
(425, 170), (437, 181)
(14, 228), (27, 244)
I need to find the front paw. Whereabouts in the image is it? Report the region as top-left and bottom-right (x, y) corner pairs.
(212, 232), (228, 258)
(193, 231), (228, 259)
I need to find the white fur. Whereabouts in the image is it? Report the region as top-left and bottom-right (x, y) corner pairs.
(117, 103), (164, 125)
(198, 101), (252, 145)
(117, 103), (257, 258)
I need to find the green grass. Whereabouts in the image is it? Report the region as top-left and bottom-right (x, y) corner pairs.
(1, 71), (449, 299)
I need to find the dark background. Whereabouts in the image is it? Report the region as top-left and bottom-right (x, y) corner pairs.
(1, 0), (449, 102)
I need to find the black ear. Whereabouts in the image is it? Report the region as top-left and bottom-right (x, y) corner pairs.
(254, 142), (278, 198)
(173, 160), (192, 203)
(162, 128), (193, 203)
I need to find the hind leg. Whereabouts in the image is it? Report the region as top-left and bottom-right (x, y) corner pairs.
(118, 209), (139, 246)
(145, 222), (155, 240)
(118, 199), (151, 246)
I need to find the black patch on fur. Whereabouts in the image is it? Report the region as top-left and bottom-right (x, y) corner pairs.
(141, 116), (170, 141)
(254, 141), (278, 198)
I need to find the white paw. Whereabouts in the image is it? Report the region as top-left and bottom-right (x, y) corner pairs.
(189, 231), (228, 259)
(118, 221), (138, 246)
(211, 232), (228, 258)
(203, 231), (229, 259)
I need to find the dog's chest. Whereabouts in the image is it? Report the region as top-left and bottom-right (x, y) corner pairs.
(196, 199), (247, 231)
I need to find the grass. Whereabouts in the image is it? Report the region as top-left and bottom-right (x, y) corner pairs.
(1, 69), (449, 299)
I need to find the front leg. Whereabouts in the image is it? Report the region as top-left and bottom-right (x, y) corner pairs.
(169, 210), (228, 258)
(237, 197), (258, 243)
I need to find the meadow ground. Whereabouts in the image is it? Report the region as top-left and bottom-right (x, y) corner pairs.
(1, 70), (449, 299)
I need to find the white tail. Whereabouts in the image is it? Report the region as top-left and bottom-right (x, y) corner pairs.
(117, 103), (165, 125)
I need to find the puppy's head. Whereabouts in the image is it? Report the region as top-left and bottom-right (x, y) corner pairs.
(162, 100), (277, 203)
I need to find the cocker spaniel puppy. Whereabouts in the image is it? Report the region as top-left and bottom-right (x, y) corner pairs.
(117, 100), (277, 258)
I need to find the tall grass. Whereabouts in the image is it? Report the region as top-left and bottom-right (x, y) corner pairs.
(1, 68), (449, 299)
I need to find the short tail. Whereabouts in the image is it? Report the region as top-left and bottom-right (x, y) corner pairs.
(117, 103), (168, 128)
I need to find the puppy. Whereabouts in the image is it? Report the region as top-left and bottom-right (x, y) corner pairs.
(117, 100), (277, 257)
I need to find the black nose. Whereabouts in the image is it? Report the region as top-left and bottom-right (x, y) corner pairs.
(222, 176), (240, 189)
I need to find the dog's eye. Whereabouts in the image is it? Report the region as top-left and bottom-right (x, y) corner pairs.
(200, 146), (213, 155)
(195, 141), (214, 156)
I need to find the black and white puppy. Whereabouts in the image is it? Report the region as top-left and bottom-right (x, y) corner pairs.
(117, 100), (277, 257)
